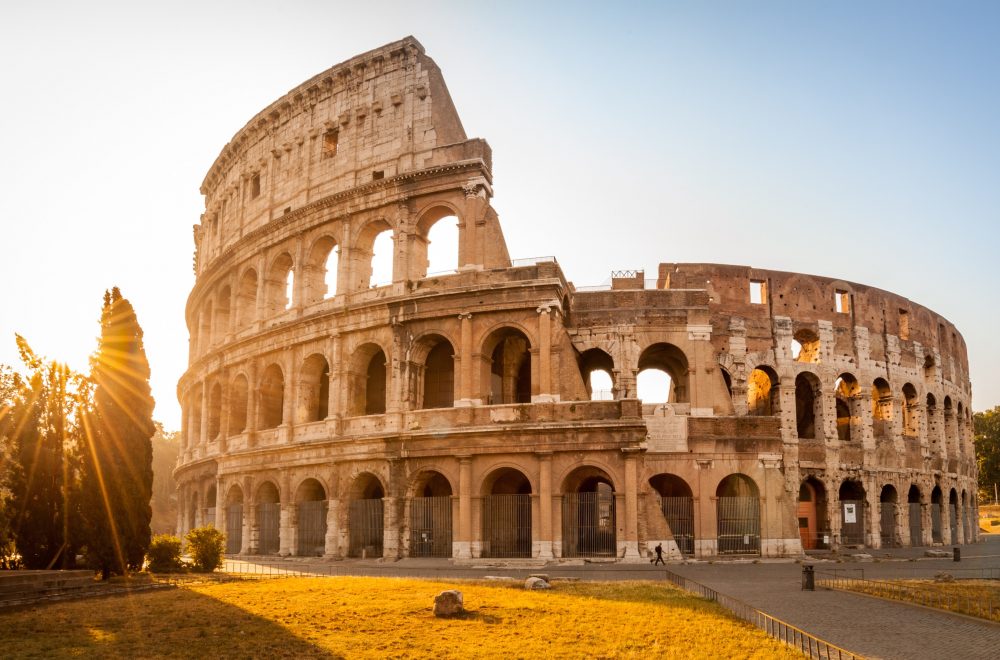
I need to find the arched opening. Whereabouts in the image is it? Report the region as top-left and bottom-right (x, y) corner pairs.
(902, 383), (919, 438)
(931, 485), (944, 543)
(716, 474), (760, 555)
(484, 328), (531, 405)
(949, 488), (959, 544)
(798, 478), (828, 550)
(791, 328), (820, 363)
(871, 378), (893, 440)
(962, 489), (971, 543)
(839, 480), (867, 546)
(214, 287), (231, 343)
(225, 486), (244, 553)
(207, 381), (222, 440)
(348, 473), (385, 558)
(235, 268), (257, 329)
(255, 481), (280, 555)
(879, 485), (899, 547)
(188, 491), (199, 532)
(420, 338), (455, 409)
(258, 364), (284, 429)
(747, 366), (779, 416)
(347, 343), (387, 416)
(305, 235), (339, 303)
(923, 354), (936, 381)
(205, 485), (217, 528)
(409, 471), (453, 558)
(297, 354), (330, 423)
(265, 252), (295, 315)
(295, 478), (328, 557)
(198, 301), (213, 354)
(637, 343), (689, 403)
(188, 384), (203, 448)
(649, 474), (694, 556)
(944, 397), (955, 455)
(795, 372), (821, 439)
(482, 468), (532, 558)
(835, 374), (860, 441)
(423, 213), (459, 276)
(907, 485), (923, 546)
(228, 374), (248, 434)
(578, 348), (615, 401)
(365, 350), (387, 414)
(369, 229), (394, 287)
(561, 467), (616, 558)
(956, 402), (965, 453)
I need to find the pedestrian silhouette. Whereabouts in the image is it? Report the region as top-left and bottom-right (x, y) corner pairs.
(652, 543), (665, 565)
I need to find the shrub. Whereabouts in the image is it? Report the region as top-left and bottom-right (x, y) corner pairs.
(146, 534), (184, 573)
(186, 526), (226, 572)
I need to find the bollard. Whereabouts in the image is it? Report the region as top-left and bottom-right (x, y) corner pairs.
(953, 547), (961, 562)
(802, 564), (815, 591)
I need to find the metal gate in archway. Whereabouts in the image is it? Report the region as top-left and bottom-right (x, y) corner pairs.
(257, 502), (280, 554)
(349, 498), (384, 558)
(205, 507), (216, 529)
(880, 504), (898, 547)
(717, 496), (760, 555)
(931, 504), (943, 542)
(483, 494), (531, 558)
(225, 503), (243, 553)
(562, 491), (616, 557)
(840, 500), (865, 545)
(950, 504), (959, 543)
(660, 496), (694, 556)
(297, 501), (328, 556)
(908, 503), (922, 546)
(410, 496), (452, 558)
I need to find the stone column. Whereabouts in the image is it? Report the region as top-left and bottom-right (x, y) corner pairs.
(456, 313), (476, 406)
(532, 305), (557, 402)
(622, 449), (641, 560)
(383, 496), (399, 558)
(324, 498), (340, 558)
(537, 453), (554, 559)
(455, 457), (472, 558)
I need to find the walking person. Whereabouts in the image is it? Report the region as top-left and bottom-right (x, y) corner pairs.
(652, 542), (665, 565)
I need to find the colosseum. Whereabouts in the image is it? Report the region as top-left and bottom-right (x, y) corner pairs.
(176, 37), (978, 562)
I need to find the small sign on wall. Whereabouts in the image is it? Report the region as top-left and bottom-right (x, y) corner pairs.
(844, 503), (857, 524)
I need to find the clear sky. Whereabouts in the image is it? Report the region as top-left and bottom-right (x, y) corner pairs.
(2, 1), (998, 431)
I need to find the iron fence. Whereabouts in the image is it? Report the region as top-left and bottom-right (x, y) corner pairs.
(562, 492), (617, 558)
(931, 503), (943, 542)
(410, 496), (452, 558)
(662, 569), (860, 660)
(950, 504), (958, 543)
(257, 503), (280, 554)
(659, 496), (694, 555)
(717, 496), (760, 555)
(482, 494), (531, 558)
(879, 505), (897, 547)
(908, 503), (922, 546)
(348, 498), (384, 558)
(225, 504), (243, 554)
(817, 571), (999, 623)
(297, 501), (328, 557)
(840, 500), (865, 545)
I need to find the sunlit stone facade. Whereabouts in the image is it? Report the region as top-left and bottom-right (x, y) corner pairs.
(176, 37), (977, 561)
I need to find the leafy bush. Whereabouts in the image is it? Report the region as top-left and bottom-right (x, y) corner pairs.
(146, 534), (184, 573)
(186, 526), (226, 572)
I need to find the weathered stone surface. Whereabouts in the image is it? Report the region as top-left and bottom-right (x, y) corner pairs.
(934, 572), (955, 583)
(525, 577), (551, 590)
(434, 590), (464, 617)
(174, 36), (979, 567)
(925, 550), (951, 558)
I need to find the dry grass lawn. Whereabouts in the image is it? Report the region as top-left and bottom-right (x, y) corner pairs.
(832, 578), (1000, 622)
(0, 577), (802, 658)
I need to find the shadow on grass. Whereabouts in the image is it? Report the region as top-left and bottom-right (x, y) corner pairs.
(437, 609), (502, 624)
(0, 586), (339, 658)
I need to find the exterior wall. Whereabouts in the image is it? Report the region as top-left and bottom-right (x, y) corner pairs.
(175, 37), (977, 561)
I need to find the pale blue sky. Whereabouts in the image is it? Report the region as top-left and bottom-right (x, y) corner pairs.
(1, 1), (997, 429)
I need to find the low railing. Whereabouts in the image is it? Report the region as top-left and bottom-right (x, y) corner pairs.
(662, 569), (860, 660)
(817, 570), (1000, 623)
(511, 255), (557, 267)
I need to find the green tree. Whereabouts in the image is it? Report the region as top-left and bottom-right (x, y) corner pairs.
(0, 364), (22, 567)
(975, 406), (1000, 504)
(150, 424), (179, 534)
(80, 288), (156, 578)
(5, 338), (83, 569)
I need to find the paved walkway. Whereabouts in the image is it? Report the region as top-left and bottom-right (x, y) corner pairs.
(226, 536), (1000, 659)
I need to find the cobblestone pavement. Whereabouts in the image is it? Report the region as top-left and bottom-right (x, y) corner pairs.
(226, 536), (1000, 659)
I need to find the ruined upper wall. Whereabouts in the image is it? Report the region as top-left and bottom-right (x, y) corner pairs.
(194, 37), (483, 268)
(659, 262), (971, 389)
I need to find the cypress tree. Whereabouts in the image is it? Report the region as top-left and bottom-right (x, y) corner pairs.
(81, 288), (155, 578)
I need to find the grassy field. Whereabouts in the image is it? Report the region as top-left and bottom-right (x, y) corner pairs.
(831, 578), (1000, 623)
(0, 577), (803, 658)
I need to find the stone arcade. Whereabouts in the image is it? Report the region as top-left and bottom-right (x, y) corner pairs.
(176, 37), (978, 561)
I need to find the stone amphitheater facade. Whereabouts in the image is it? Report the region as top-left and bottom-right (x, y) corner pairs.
(175, 37), (978, 561)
